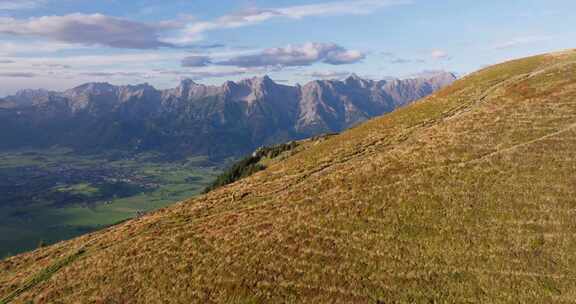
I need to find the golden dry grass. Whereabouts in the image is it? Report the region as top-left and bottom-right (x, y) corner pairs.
(2, 50), (576, 303)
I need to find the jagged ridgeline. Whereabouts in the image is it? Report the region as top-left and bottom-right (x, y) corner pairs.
(3, 50), (576, 302)
(0, 73), (456, 159)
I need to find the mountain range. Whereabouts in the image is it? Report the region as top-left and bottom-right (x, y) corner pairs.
(0, 72), (456, 159)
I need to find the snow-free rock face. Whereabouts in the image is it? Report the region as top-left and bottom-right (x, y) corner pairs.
(0, 73), (456, 158)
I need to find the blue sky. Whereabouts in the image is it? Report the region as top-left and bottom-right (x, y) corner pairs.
(0, 0), (573, 95)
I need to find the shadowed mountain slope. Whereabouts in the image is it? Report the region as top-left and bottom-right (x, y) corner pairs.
(2, 50), (576, 303)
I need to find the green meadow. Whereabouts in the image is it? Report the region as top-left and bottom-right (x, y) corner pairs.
(0, 148), (220, 258)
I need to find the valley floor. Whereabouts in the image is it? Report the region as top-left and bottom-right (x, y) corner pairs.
(0, 147), (219, 258)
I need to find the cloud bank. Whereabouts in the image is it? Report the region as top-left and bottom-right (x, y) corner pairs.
(430, 50), (450, 60)
(306, 71), (352, 79)
(172, 0), (411, 43)
(0, 14), (174, 49)
(181, 56), (212, 67)
(0, 0), (409, 49)
(214, 43), (365, 68)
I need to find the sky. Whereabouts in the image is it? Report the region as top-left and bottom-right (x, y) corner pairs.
(0, 0), (573, 96)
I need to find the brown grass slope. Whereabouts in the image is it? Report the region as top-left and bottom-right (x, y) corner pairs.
(2, 50), (576, 303)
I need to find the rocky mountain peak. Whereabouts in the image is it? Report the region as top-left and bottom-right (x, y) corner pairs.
(66, 82), (116, 97)
(179, 78), (198, 88)
(260, 75), (275, 85)
(13, 88), (51, 97)
(175, 79), (198, 98)
(346, 73), (362, 81)
(344, 74), (371, 88)
(222, 80), (239, 93)
(239, 75), (277, 89)
(414, 71), (458, 90)
(0, 88), (58, 108)
(75, 82), (115, 91)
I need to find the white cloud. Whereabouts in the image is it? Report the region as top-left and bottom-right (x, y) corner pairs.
(0, 14), (175, 49)
(323, 49), (365, 65)
(431, 49), (450, 60)
(171, 0), (411, 43)
(215, 42), (365, 67)
(278, 0), (408, 18)
(0, 0), (410, 49)
(181, 55), (212, 67)
(0, 51), (266, 81)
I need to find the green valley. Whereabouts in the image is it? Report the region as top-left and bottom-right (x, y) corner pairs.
(0, 147), (219, 258)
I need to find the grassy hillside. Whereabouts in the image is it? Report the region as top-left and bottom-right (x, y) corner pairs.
(2, 50), (576, 303)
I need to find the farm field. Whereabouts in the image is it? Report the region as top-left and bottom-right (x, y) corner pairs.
(0, 148), (220, 258)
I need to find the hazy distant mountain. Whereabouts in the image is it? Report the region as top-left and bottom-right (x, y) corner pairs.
(0, 72), (456, 159)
